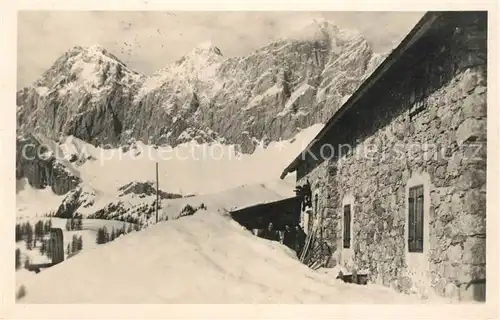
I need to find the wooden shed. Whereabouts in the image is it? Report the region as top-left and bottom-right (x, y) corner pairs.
(230, 196), (301, 231)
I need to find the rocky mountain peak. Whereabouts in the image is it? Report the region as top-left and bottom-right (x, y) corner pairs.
(168, 40), (224, 74)
(138, 41), (225, 100)
(190, 40), (224, 57)
(284, 19), (362, 44)
(28, 44), (142, 98)
(18, 26), (388, 154)
(67, 44), (133, 67)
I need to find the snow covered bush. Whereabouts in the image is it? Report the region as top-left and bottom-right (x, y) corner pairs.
(179, 204), (197, 217)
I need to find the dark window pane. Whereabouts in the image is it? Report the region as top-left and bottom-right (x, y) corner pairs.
(343, 204), (351, 249)
(408, 185), (424, 252)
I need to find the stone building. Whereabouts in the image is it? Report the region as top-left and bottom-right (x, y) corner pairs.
(280, 11), (487, 301)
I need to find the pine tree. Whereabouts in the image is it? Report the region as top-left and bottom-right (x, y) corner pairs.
(15, 224), (22, 242)
(77, 236), (83, 251)
(34, 221), (39, 241)
(71, 235), (79, 253)
(35, 220), (44, 241)
(44, 220), (52, 234)
(46, 239), (52, 259)
(70, 218), (76, 231)
(96, 228), (105, 245)
(96, 228), (101, 244)
(103, 227), (109, 243)
(32, 221), (41, 248)
(15, 248), (21, 270)
(75, 217), (83, 230)
(65, 219), (71, 231)
(40, 240), (47, 255)
(22, 222), (28, 238)
(25, 223), (33, 250)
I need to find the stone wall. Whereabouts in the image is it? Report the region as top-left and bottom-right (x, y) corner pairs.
(295, 15), (486, 301)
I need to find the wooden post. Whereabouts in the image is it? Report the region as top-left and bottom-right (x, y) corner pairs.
(156, 162), (159, 223)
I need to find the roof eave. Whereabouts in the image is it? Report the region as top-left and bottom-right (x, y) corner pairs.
(279, 11), (442, 180)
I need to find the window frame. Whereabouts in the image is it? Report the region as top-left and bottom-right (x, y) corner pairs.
(408, 185), (424, 253)
(343, 204), (352, 249)
(314, 194), (319, 215)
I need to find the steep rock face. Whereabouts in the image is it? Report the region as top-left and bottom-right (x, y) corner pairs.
(54, 185), (97, 218)
(206, 28), (380, 149)
(122, 41), (227, 146)
(17, 21), (387, 153)
(16, 134), (81, 195)
(17, 45), (143, 146)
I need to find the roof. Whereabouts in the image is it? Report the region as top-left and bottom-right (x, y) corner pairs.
(230, 196), (299, 214)
(230, 196), (301, 230)
(280, 11), (443, 179)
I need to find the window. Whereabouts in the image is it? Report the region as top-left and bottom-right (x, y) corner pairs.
(343, 204), (352, 249)
(408, 185), (424, 253)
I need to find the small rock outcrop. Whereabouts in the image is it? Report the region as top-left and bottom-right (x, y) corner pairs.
(118, 181), (183, 200)
(16, 134), (81, 195)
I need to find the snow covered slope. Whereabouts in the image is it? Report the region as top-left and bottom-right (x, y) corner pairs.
(57, 123), (321, 195)
(16, 179), (65, 218)
(17, 211), (426, 303)
(16, 124), (321, 221)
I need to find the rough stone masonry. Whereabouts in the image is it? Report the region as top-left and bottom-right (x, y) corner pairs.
(294, 12), (486, 301)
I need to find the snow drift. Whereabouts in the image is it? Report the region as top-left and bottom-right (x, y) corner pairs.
(17, 211), (424, 304)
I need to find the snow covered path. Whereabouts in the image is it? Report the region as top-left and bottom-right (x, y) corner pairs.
(17, 211), (423, 304)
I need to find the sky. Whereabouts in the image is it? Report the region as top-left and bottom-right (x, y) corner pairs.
(17, 11), (424, 88)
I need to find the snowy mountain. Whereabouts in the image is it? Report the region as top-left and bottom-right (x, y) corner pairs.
(16, 20), (388, 221)
(17, 45), (143, 146)
(17, 21), (386, 152)
(13, 21), (420, 304)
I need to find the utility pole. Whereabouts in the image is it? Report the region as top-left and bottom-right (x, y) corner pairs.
(155, 162), (159, 223)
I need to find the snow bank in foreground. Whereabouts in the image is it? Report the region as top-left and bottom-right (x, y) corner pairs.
(17, 211), (424, 303)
